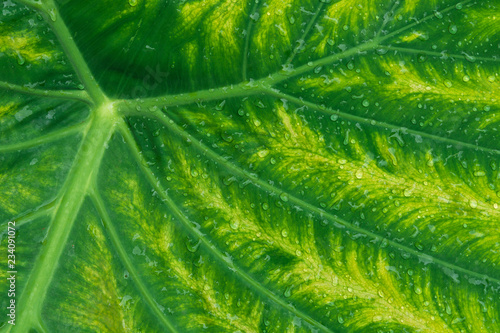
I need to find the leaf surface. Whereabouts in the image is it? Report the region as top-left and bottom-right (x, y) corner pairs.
(0, 0), (499, 332)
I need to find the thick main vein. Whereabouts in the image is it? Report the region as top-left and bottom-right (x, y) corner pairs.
(10, 105), (116, 333)
(38, 0), (106, 104)
(117, 121), (335, 333)
(132, 107), (500, 286)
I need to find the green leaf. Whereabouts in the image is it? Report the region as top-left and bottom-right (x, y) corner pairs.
(1, 0), (499, 332)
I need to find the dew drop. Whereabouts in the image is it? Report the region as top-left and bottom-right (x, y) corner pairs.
(448, 24), (457, 34)
(462, 75), (470, 82)
(258, 149), (269, 158)
(417, 53), (427, 63)
(469, 200), (478, 209)
(262, 202), (269, 210)
(48, 8), (57, 21)
(280, 193), (289, 202)
(355, 170), (363, 179)
(129, 0), (138, 6)
(463, 53), (476, 63)
(16, 53), (25, 66)
(215, 100), (226, 111)
(186, 239), (201, 253)
(414, 286), (423, 295)
(250, 12), (260, 22)
(281, 229), (288, 238)
(221, 132), (233, 143)
(284, 285), (293, 298)
(362, 99), (370, 107)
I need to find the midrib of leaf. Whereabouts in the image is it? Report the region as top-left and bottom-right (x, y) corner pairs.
(129, 107), (500, 287)
(10, 104), (117, 333)
(39, 0), (105, 104)
(7, 2), (112, 331)
(117, 122), (336, 333)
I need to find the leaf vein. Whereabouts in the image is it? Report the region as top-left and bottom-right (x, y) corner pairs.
(139, 107), (500, 287)
(118, 121), (335, 333)
(89, 186), (180, 333)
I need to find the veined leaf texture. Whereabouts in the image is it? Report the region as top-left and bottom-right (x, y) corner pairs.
(0, 0), (499, 332)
